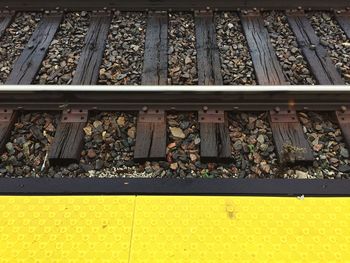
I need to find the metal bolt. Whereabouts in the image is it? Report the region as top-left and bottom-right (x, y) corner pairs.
(310, 44), (316, 50)
(341, 106), (347, 112)
(297, 6), (302, 10)
(274, 107), (280, 113)
(206, 6), (210, 10)
(142, 106), (148, 112)
(203, 106), (209, 112)
(336, 10), (341, 14)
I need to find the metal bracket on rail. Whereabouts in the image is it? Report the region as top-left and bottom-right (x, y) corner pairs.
(61, 109), (88, 123)
(240, 9), (260, 16)
(269, 109), (299, 123)
(198, 108), (225, 123)
(335, 9), (350, 16)
(138, 108), (165, 123)
(195, 10), (213, 16)
(286, 9), (305, 15)
(335, 109), (350, 124)
(0, 109), (14, 123)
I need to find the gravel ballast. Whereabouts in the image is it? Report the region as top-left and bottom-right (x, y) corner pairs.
(98, 12), (146, 85)
(35, 12), (90, 84)
(0, 112), (59, 177)
(215, 12), (256, 85)
(168, 13), (198, 85)
(0, 111), (349, 178)
(0, 13), (41, 84)
(263, 11), (317, 85)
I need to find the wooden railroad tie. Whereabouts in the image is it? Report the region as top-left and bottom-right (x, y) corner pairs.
(199, 109), (231, 163)
(0, 11), (14, 39)
(5, 13), (62, 84)
(72, 12), (112, 85)
(286, 11), (344, 85)
(269, 109), (314, 164)
(240, 10), (288, 85)
(335, 110), (350, 149)
(48, 109), (88, 166)
(134, 109), (167, 162)
(142, 12), (168, 85)
(0, 109), (17, 154)
(335, 10), (350, 39)
(195, 11), (223, 85)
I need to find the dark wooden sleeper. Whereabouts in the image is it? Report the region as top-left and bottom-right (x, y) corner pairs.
(240, 11), (287, 85)
(287, 12), (344, 85)
(0, 12), (14, 39)
(72, 12), (111, 85)
(0, 109), (17, 154)
(195, 11), (223, 85)
(199, 110), (231, 163)
(48, 109), (88, 166)
(5, 13), (62, 84)
(134, 110), (167, 162)
(269, 110), (314, 164)
(142, 12), (168, 85)
(335, 11), (350, 39)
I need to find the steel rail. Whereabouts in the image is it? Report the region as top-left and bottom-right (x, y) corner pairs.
(1, 86), (350, 111)
(0, 0), (349, 11)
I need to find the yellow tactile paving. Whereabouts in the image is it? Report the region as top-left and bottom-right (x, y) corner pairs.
(0, 196), (350, 262)
(130, 196), (350, 263)
(0, 196), (135, 263)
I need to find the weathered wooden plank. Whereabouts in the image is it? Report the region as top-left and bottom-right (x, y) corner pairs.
(195, 11), (222, 85)
(200, 123), (217, 161)
(72, 13), (111, 85)
(142, 12), (168, 85)
(48, 110), (88, 166)
(335, 111), (350, 151)
(287, 13), (344, 85)
(335, 12), (350, 39)
(200, 111), (231, 163)
(0, 109), (17, 154)
(0, 13), (14, 39)
(269, 110), (314, 164)
(134, 111), (166, 162)
(5, 14), (62, 84)
(240, 12), (287, 85)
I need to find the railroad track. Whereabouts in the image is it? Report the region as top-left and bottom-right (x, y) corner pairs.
(0, 1), (349, 191)
(1, 3), (350, 262)
(0, 9), (349, 85)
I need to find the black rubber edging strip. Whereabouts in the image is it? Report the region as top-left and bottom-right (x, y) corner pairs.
(0, 178), (349, 196)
